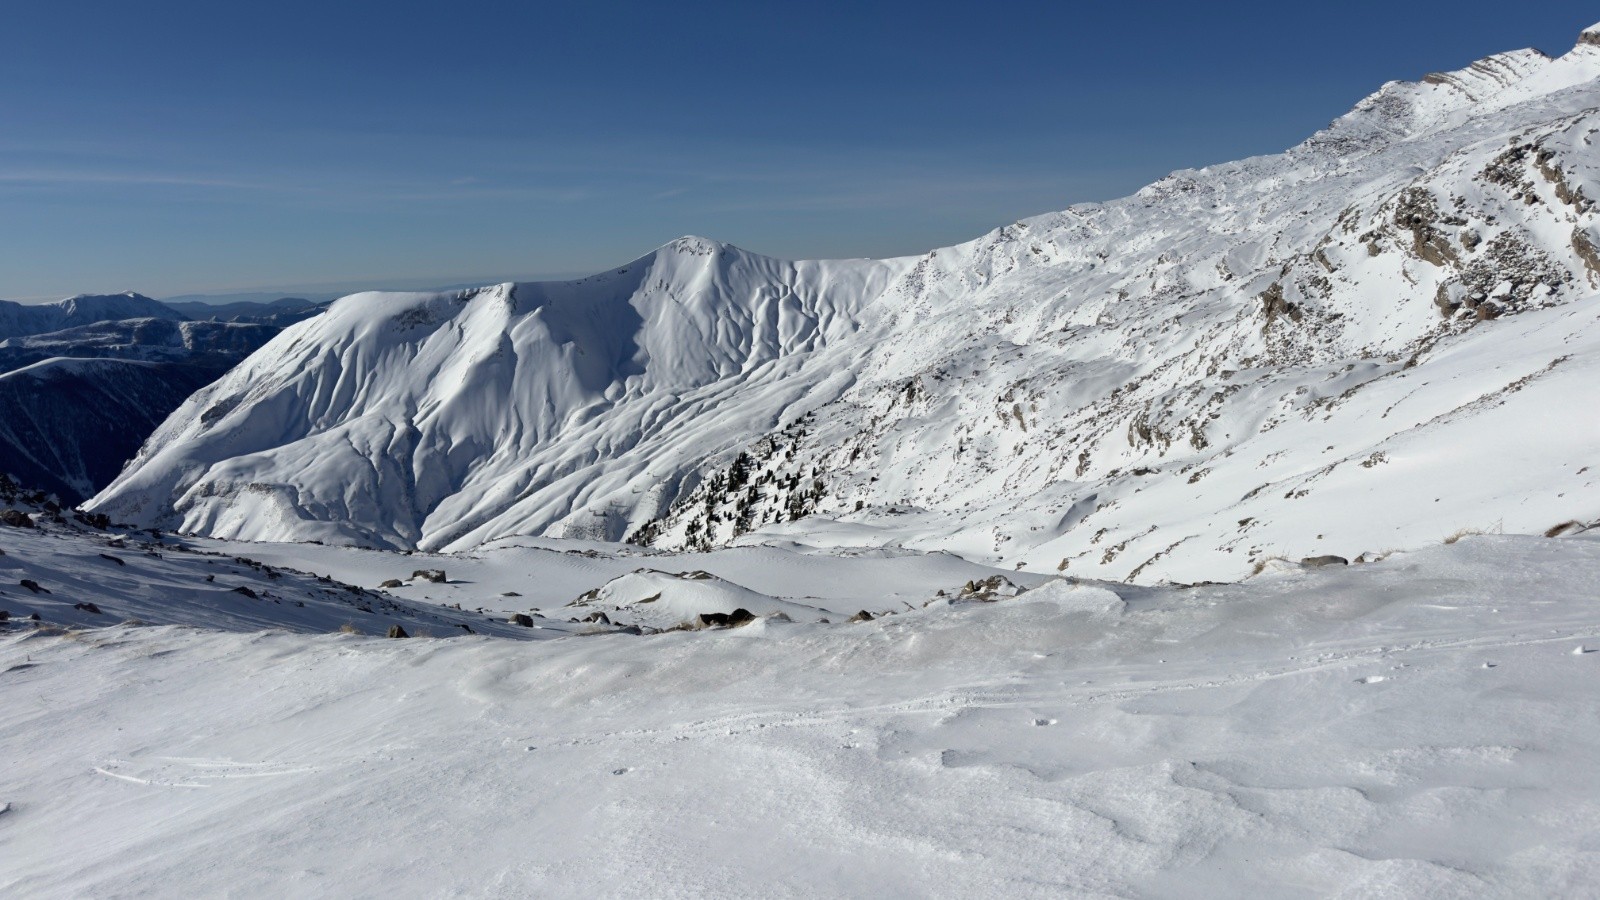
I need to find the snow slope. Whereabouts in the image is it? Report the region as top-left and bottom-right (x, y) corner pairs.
(5, 531), (1600, 896)
(0, 513), (537, 638)
(0, 317), (280, 367)
(0, 359), (223, 503)
(92, 26), (1600, 582)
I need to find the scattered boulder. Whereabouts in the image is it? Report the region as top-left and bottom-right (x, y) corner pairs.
(379, 579), (404, 589)
(849, 610), (875, 623)
(19, 579), (47, 594)
(27, 613), (40, 621)
(697, 608), (756, 628)
(501, 591), (522, 597)
(411, 569), (447, 583)
(584, 611), (612, 625)
(959, 575), (1023, 601)
(509, 613), (535, 627)
(1300, 555), (1349, 568)
(232, 586), (259, 599)
(386, 625), (409, 639)
(0, 610), (8, 621)
(98, 553), (125, 566)
(73, 602), (102, 615)
(0, 510), (33, 528)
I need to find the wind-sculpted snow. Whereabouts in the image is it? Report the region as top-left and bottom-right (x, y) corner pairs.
(6, 533), (1600, 895)
(93, 239), (904, 548)
(94, 28), (1600, 581)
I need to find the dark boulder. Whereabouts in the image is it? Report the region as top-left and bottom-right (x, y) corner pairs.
(411, 569), (446, 583)
(19, 579), (47, 594)
(849, 610), (875, 623)
(0, 510), (33, 528)
(509, 613), (534, 627)
(386, 625), (409, 639)
(73, 602), (102, 614)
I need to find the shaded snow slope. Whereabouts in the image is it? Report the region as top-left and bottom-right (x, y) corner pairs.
(0, 359), (222, 503)
(0, 317), (280, 367)
(0, 517), (540, 638)
(5, 533), (1600, 895)
(92, 28), (1600, 581)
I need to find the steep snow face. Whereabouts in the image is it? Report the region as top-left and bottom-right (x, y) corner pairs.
(92, 30), (1600, 580)
(0, 293), (183, 340)
(92, 240), (903, 548)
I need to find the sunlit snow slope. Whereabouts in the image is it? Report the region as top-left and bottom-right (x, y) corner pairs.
(92, 26), (1600, 581)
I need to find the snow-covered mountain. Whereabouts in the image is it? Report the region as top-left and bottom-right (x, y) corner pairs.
(0, 318), (291, 504)
(163, 296), (329, 328)
(0, 292), (183, 340)
(91, 25), (1600, 582)
(0, 317), (280, 368)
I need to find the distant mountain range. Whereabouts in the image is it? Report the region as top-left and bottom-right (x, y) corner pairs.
(0, 293), (329, 503)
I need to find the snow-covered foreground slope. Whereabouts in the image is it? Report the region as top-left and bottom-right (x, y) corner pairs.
(5, 533), (1600, 896)
(0, 515), (536, 638)
(92, 26), (1600, 582)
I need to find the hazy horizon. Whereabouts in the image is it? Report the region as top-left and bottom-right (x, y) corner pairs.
(4, 2), (1596, 300)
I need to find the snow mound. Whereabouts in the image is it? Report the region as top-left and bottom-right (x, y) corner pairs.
(573, 568), (827, 629)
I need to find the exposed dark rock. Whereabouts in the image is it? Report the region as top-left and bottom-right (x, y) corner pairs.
(387, 625), (409, 639)
(849, 610), (875, 623)
(73, 602), (102, 614)
(232, 586), (259, 599)
(98, 553), (124, 566)
(19, 579), (47, 594)
(0, 510), (33, 528)
(697, 608), (756, 628)
(411, 569), (446, 583)
(509, 613), (534, 627)
(379, 579), (403, 589)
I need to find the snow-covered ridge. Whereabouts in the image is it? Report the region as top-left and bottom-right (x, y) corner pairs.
(0, 292), (183, 341)
(91, 26), (1600, 581)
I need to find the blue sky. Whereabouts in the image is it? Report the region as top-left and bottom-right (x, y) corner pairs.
(4, 2), (1597, 300)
